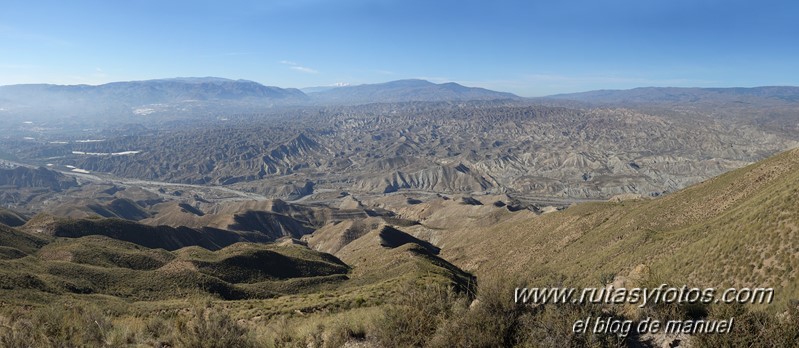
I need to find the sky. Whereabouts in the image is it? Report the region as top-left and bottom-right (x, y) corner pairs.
(1, 0), (797, 96)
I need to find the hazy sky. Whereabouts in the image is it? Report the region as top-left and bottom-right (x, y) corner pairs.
(1, 0), (797, 96)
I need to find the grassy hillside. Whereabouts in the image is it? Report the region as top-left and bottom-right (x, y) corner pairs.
(438, 147), (799, 308)
(0, 223), (49, 259)
(0, 234), (355, 302)
(0, 206), (477, 346)
(3, 149), (799, 346)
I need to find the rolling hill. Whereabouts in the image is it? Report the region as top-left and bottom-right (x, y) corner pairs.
(21, 215), (272, 251)
(0, 233), (351, 301)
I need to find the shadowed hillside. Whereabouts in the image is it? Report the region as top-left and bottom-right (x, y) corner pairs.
(0, 223), (49, 259)
(22, 215), (271, 251)
(0, 207), (27, 227)
(0, 166), (77, 191)
(0, 234), (351, 301)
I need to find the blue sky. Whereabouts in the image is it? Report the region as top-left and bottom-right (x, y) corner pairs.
(1, 0), (797, 96)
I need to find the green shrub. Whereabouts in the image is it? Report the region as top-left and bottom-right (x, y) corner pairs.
(693, 301), (799, 348)
(374, 281), (462, 347)
(174, 302), (258, 348)
(427, 274), (625, 348)
(0, 302), (113, 347)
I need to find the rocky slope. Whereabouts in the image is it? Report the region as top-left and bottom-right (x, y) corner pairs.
(10, 102), (794, 200)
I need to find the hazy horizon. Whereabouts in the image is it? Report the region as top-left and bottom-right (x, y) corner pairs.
(3, 76), (799, 99)
(2, 0), (797, 97)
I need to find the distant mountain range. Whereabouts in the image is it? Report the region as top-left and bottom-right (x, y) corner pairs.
(6, 77), (799, 113)
(0, 77), (307, 121)
(547, 86), (799, 104)
(0, 77), (306, 104)
(0, 78), (520, 123)
(546, 86), (799, 135)
(304, 79), (520, 104)
(0, 78), (517, 107)
(4, 77), (799, 129)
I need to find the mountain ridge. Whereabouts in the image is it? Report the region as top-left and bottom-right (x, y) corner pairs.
(0, 77), (520, 102)
(0, 78), (524, 125)
(546, 85), (799, 103)
(306, 79), (520, 104)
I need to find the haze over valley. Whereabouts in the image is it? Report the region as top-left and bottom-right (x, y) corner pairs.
(3, 78), (798, 206)
(2, 0), (799, 346)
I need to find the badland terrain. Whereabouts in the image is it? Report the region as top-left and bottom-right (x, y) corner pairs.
(0, 78), (798, 347)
